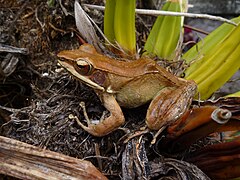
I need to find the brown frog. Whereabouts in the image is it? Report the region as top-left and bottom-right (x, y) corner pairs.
(57, 44), (197, 136)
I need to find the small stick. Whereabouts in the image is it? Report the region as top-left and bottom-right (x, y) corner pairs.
(83, 4), (237, 26)
(183, 24), (209, 35)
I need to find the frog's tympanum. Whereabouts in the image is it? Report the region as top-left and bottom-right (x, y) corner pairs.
(57, 44), (197, 136)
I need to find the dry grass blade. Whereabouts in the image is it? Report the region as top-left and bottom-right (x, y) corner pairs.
(0, 43), (28, 54)
(0, 136), (107, 180)
(74, 1), (101, 52)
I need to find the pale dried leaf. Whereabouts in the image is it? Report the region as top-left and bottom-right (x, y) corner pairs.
(74, 0), (101, 52)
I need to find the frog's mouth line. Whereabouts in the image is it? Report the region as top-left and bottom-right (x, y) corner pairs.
(58, 59), (105, 92)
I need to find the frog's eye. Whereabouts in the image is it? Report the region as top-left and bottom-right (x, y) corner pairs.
(74, 59), (93, 75)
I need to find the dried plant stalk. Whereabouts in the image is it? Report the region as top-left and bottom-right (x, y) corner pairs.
(0, 136), (107, 180)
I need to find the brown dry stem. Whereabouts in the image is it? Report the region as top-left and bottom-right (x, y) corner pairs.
(0, 135), (107, 180)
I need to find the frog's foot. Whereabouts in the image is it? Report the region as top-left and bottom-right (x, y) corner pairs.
(122, 126), (149, 144)
(72, 93), (125, 137)
(68, 102), (95, 135)
(69, 114), (91, 133)
(78, 101), (91, 125)
(151, 126), (166, 144)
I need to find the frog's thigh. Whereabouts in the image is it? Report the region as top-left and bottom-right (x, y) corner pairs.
(146, 86), (193, 130)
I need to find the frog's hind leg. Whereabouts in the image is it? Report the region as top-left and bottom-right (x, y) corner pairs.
(146, 80), (197, 131)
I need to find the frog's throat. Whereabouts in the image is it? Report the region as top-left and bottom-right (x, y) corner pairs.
(74, 73), (105, 91)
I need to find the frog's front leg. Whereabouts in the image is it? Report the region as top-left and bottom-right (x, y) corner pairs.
(146, 80), (197, 130)
(74, 92), (125, 137)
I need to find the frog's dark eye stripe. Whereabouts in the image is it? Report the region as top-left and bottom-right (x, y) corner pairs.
(74, 58), (93, 75)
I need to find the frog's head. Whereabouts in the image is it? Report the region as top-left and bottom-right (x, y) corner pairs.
(57, 44), (106, 91)
(58, 44), (159, 94)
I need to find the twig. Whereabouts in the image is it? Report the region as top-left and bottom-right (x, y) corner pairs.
(59, 0), (71, 16)
(183, 24), (209, 35)
(35, 5), (45, 31)
(48, 22), (66, 34)
(8, 1), (29, 33)
(83, 4), (237, 26)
